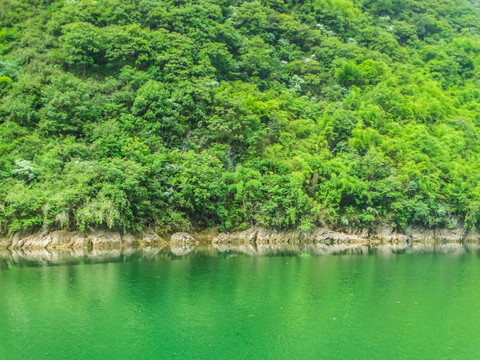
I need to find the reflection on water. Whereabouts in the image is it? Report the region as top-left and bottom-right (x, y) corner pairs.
(2, 241), (480, 360)
(0, 242), (479, 268)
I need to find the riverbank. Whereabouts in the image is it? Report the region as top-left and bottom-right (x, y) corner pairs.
(1, 224), (479, 251)
(0, 229), (167, 250)
(211, 225), (480, 245)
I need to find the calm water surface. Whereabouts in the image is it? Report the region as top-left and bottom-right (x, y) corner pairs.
(1, 245), (480, 359)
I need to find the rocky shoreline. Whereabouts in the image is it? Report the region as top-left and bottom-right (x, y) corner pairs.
(1, 225), (480, 267)
(0, 229), (167, 250)
(211, 225), (480, 245)
(1, 224), (479, 251)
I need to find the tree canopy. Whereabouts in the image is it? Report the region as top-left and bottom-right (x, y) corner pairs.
(1, 0), (480, 235)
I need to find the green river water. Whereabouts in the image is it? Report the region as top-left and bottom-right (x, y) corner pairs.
(1, 244), (480, 359)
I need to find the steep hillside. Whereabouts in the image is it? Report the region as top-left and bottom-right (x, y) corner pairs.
(1, 0), (480, 234)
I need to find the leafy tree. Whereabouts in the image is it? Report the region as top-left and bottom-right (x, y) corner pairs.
(59, 22), (103, 73)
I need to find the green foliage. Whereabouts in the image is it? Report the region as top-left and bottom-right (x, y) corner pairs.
(60, 22), (103, 72)
(1, 0), (480, 234)
(38, 73), (102, 134)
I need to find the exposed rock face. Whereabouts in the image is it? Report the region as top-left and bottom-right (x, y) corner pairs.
(465, 232), (480, 242)
(212, 225), (480, 246)
(9, 230), (77, 250)
(169, 233), (195, 255)
(194, 227), (220, 244)
(1, 224), (479, 250)
(170, 232), (195, 245)
(0, 229), (167, 250)
(371, 226), (409, 244)
(253, 227), (372, 245)
(136, 229), (166, 247)
(212, 227), (257, 244)
(22, 231), (65, 249)
(403, 226), (480, 243)
(87, 231), (122, 249)
(2, 230), (91, 250)
(122, 233), (136, 246)
(0, 235), (12, 249)
(213, 227), (372, 246)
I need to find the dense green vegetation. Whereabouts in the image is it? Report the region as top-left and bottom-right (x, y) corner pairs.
(1, 0), (480, 235)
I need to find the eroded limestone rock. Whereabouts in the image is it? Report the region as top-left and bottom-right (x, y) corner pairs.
(87, 231), (122, 249)
(170, 232), (195, 245)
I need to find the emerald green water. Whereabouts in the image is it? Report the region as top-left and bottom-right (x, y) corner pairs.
(1, 246), (480, 359)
